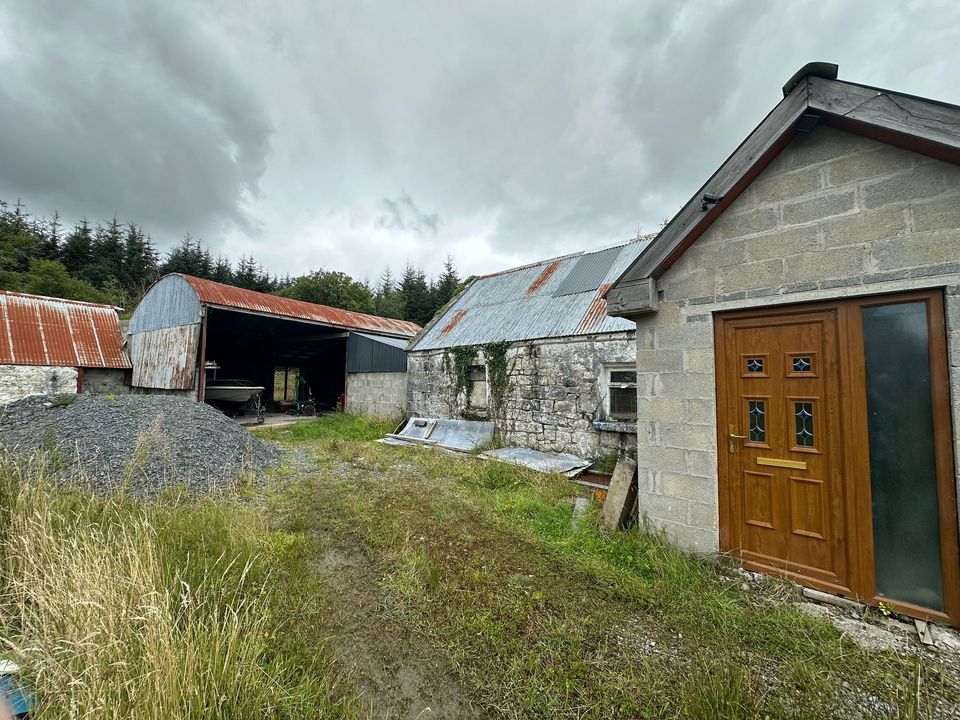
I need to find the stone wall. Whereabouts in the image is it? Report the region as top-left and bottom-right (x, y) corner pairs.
(81, 368), (130, 395)
(0, 365), (79, 405)
(346, 371), (407, 419)
(407, 333), (637, 458)
(629, 125), (960, 553)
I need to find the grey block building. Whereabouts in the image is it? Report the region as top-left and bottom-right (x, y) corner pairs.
(407, 239), (651, 458)
(607, 63), (960, 625)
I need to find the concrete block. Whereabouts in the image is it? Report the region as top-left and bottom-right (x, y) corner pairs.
(654, 372), (714, 399)
(684, 398), (716, 425)
(638, 445), (688, 474)
(822, 206), (907, 248)
(636, 348), (683, 372)
(658, 422), (715, 450)
(744, 226), (819, 261)
(719, 207), (778, 239)
(863, 169), (946, 209)
(783, 246), (865, 284)
(719, 259), (784, 294)
(825, 146), (914, 186)
(683, 348), (715, 374)
(688, 501), (719, 529)
(661, 472), (713, 503)
(636, 493), (690, 526)
(752, 165), (823, 204)
(871, 230), (960, 271)
(912, 193), (960, 232)
(782, 190), (855, 226)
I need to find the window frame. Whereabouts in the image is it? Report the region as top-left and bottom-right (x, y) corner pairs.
(604, 363), (638, 422)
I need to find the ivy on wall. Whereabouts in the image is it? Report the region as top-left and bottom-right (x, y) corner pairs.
(441, 340), (513, 414)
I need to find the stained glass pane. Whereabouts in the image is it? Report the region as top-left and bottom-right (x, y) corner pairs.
(748, 400), (765, 443)
(746, 358), (764, 373)
(792, 356), (812, 373)
(794, 402), (814, 447)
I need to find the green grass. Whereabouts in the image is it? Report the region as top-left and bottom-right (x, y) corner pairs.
(0, 453), (365, 719)
(4, 413), (955, 719)
(280, 433), (959, 719)
(256, 411), (397, 443)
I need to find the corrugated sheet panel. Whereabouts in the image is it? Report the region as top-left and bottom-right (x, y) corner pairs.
(411, 237), (653, 351)
(128, 274), (202, 333)
(181, 275), (421, 337)
(128, 324), (200, 389)
(552, 248), (619, 297)
(346, 332), (408, 373)
(0, 291), (130, 368)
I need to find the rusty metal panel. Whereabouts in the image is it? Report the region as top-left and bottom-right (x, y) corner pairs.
(411, 237), (653, 351)
(181, 275), (421, 338)
(128, 324), (200, 389)
(0, 291), (129, 368)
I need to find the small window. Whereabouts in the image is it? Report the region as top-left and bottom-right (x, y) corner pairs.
(746, 358), (765, 373)
(273, 366), (299, 402)
(795, 402), (815, 447)
(606, 366), (637, 421)
(469, 365), (488, 408)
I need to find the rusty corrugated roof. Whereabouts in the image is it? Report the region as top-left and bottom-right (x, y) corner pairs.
(179, 275), (421, 338)
(0, 291), (130, 368)
(410, 237), (654, 351)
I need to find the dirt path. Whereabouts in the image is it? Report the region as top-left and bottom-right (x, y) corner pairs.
(313, 534), (481, 720)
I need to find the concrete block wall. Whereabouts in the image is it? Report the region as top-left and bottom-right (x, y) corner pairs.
(81, 368), (130, 395)
(346, 371), (407, 419)
(0, 365), (79, 405)
(632, 126), (960, 553)
(407, 333), (637, 458)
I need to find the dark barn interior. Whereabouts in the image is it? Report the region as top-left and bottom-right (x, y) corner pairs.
(202, 308), (348, 412)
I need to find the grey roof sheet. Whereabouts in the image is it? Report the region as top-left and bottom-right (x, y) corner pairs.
(411, 238), (652, 351)
(352, 331), (410, 350)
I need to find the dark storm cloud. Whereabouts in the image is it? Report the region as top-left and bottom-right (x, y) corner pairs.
(0, 1), (271, 241)
(0, 0), (957, 278)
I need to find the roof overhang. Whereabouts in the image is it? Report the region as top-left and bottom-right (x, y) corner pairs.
(606, 63), (960, 316)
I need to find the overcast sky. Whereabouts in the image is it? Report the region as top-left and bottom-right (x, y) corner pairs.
(0, 1), (957, 283)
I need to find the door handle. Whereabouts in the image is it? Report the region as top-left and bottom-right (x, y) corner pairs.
(728, 425), (746, 453)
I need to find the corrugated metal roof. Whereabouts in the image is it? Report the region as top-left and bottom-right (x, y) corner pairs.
(411, 237), (653, 351)
(0, 291), (130, 369)
(177, 275), (421, 338)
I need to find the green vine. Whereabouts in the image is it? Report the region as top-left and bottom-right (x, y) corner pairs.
(482, 340), (511, 411)
(443, 345), (479, 408)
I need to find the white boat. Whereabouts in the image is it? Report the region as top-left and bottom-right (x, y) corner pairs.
(204, 380), (264, 403)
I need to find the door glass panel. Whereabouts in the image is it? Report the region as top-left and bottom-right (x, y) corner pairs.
(794, 402), (814, 447)
(747, 400), (766, 443)
(862, 302), (944, 611)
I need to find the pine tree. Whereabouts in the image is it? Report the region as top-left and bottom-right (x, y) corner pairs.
(60, 219), (94, 276)
(399, 263), (433, 325)
(431, 254), (460, 311)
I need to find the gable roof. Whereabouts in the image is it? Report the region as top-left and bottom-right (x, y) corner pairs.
(607, 62), (960, 315)
(410, 237), (652, 351)
(0, 291), (130, 369)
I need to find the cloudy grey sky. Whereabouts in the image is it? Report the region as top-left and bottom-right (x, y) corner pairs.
(0, 1), (957, 282)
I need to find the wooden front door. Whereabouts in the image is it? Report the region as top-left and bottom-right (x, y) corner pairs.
(716, 291), (960, 624)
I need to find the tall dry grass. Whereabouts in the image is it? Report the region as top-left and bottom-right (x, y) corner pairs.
(0, 455), (359, 719)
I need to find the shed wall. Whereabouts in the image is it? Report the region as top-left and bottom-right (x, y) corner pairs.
(0, 365), (78, 405)
(407, 333), (636, 458)
(629, 126), (960, 553)
(346, 371), (407, 418)
(128, 324), (201, 390)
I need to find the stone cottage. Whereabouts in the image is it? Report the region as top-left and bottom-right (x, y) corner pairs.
(0, 290), (130, 405)
(407, 238), (651, 458)
(607, 63), (960, 625)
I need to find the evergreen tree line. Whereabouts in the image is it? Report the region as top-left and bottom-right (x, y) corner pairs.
(0, 199), (465, 326)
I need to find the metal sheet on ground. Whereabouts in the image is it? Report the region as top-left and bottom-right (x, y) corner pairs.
(480, 447), (591, 477)
(380, 417), (494, 452)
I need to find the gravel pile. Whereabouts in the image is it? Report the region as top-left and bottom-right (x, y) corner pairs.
(0, 394), (280, 495)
